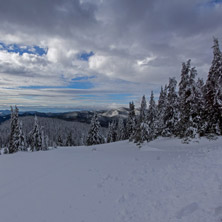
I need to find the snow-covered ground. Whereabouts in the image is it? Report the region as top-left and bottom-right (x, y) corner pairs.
(1, 137), (222, 222)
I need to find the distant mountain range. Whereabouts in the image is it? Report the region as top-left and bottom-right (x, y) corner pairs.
(0, 107), (131, 127)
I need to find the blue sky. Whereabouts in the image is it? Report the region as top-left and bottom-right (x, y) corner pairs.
(0, 0), (222, 112)
(0, 42), (47, 56)
(78, 51), (94, 61)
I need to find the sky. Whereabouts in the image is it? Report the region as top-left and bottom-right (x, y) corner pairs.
(0, 0), (222, 112)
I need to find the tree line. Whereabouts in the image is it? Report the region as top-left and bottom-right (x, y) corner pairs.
(86, 38), (222, 146)
(0, 108), (97, 154)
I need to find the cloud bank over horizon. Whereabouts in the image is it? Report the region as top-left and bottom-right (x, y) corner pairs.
(0, 0), (222, 111)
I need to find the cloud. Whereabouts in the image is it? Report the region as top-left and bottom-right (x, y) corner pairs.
(0, 0), (222, 110)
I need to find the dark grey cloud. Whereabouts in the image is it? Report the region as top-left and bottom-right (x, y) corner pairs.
(0, 0), (97, 38)
(0, 0), (222, 109)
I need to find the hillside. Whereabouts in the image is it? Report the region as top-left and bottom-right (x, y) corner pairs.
(0, 116), (108, 147)
(0, 138), (222, 222)
(0, 107), (130, 127)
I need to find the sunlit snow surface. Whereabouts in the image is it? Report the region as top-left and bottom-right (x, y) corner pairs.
(1, 137), (222, 222)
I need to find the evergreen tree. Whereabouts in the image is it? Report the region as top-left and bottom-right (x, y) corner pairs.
(163, 78), (179, 136)
(107, 121), (117, 143)
(139, 122), (150, 144)
(184, 66), (199, 139)
(30, 116), (42, 151)
(8, 106), (20, 154)
(194, 78), (206, 136)
(204, 37), (222, 135)
(18, 121), (27, 151)
(66, 131), (74, 146)
(57, 134), (64, 146)
(147, 91), (157, 141)
(178, 60), (190, 137)
(178, 60), (199, 138)
(126, 101), (136, 141)
(86, 114), (103, 146)
(41, 127), (48, 151)
(107, 122), (112, 143)
(133, 95), (148, 144)
(117, 118), (125, 141)
(140, 95), (147, 122)
(156, 85), (167, 136)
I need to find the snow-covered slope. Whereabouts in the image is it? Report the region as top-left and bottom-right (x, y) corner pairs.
(0, 137), (222, 222)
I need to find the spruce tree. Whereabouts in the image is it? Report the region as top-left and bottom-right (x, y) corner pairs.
(41, 127), (48, 151)
(147, 91), (157, 141)
(178, 60), (190, 137)
(134, 95), (148, 144)
(86, 113), (103, 146)
(30, 116), (42, 151)
(117, 118), (125, 141)
(140, 95), (147, 122)
(57, 135), (64, 146)
(194, 78), (206, 136)
(107, 121), (117, 143)
(126, 101), (136, 141)
(107, 122), (113, 143)
(8, 106), (20, 154)
(178, 60), (200, 139)
(204, 37), (222, 135)
(184, 66), (198, 139)
(66, 132), (73, 146)
(18, 121), (27, 151)
(156, 85), (167, 136)
(163, 78), (179, 136)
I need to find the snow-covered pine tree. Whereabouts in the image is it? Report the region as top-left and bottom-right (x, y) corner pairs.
(107, 122), (112, 143)
(183, 66), (199, 139)
(41, 127), (48, 151)
(178, 60), (190, 137)
(18, 121), (27, 151)
(204, 37), (222, 135)
(156, 85), (167, 136)
(146, 91), (157, 141)
(57, 134), (64, 146)
(163, 78), (179, 137)
(8, 106), (20, 154)
(117, 118), (125, 141)
(133, 95), (149, 144)
(126, 101), (136, 141)
(177, 60), (199, 139)
(8, 106), (14, 153)
(107, 121), (117, 143)
(66, 131), (74, 146)
(140, 95), (147, 123)
(86, 113), (103, 146)
(194, 78), (206, 136)
(30, 116), (42, 151)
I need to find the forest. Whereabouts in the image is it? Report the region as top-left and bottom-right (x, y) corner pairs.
(1, 38), (222, 154)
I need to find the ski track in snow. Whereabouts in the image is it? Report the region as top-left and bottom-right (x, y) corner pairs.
(0, 137), (222, 222)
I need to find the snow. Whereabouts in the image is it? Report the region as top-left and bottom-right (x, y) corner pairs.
(1, 137), (222, 222)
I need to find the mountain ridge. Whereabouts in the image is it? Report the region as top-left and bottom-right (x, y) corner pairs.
(0, 107), (130, 127)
